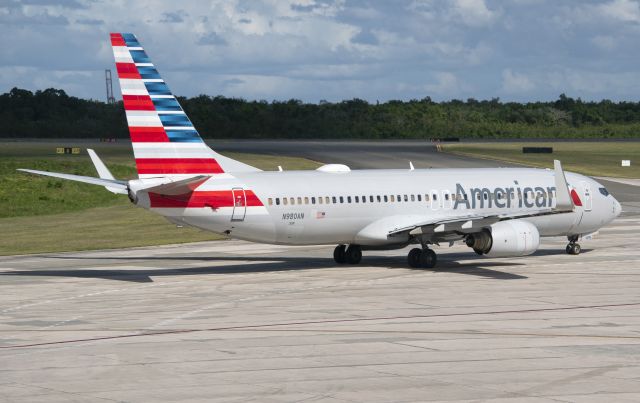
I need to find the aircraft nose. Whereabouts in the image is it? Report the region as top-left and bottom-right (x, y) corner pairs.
(613, 198), (622, 218)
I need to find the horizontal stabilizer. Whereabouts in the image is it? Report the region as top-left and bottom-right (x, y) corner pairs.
(140, 175), (210, 195)
(18, 169), (128, 192)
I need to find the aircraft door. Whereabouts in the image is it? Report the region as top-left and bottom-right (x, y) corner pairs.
(231, 187), (247, 221)
(580, 181), (593, 211)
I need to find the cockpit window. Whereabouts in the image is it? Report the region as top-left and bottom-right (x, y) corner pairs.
(599, 187), (610, 196)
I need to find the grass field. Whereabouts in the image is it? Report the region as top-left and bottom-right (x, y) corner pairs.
(1, 141), (321, 255)
(443, 142), (640, 179)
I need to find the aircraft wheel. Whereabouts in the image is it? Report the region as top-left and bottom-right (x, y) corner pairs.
(566, 243), (581, 255)
(333, 244), (347, 264)
(420, 249), (437, 269)
(408, 248), (422, 268)
(345, 245), (362, 264)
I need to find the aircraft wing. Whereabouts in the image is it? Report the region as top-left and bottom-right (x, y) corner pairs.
(388, 208), (568, 237)
(388, 159), (576, 238)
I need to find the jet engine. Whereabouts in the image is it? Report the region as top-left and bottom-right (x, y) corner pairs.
(465, 220), (540, 257)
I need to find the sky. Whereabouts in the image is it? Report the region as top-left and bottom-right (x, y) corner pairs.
(2, 0), (640, 103)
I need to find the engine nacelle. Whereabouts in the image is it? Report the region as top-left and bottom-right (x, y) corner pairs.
(465, 220), (540, 258)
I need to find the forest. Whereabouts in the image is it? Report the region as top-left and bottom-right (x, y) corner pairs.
(2, 87), (640, 139)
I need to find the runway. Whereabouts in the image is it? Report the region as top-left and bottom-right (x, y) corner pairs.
(1, 141), (640, 402)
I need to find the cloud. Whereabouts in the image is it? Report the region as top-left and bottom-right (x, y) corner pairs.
(452, 0), (499, 27)
(591, 35), (617, 51)
(0, 0), (638, 103)
(351, 29), (378, 45)
(598, 0), (640, 22)
(424, 72), (462, 95)
(160, 10), (188, 23)
(76, 18), (103, 25)
(197, 31), (227, 46)
(501, 69), (535, 93)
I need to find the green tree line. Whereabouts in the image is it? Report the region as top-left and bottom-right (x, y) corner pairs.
(2, 87), (640, 139)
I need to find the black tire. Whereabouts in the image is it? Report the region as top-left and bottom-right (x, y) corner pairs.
(420, 249), (437, 269)
(333, 244), (347, 264)
(408, 248), (422, 268)
(346, 245), (362, 264)
(572, 243), (581, 255)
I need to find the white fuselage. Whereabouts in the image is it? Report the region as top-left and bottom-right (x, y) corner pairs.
(135, 167), (621, 247)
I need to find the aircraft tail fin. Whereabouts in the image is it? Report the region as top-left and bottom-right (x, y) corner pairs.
(110, 32), (259, 178)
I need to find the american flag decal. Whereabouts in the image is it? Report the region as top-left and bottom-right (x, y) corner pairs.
(316, 211), (326, 219)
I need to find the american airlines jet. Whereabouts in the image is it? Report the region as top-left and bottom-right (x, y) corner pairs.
(20, 33), (622, 268)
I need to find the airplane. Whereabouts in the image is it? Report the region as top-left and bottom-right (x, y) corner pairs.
(19, 33), (622, 268)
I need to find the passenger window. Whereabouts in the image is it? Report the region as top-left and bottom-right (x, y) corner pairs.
(377, 195), (381, 202)
(411, 195), (415, 202)
(347, 196), (352, 203)
(417, 194), (421, 202)
(390, 195), (395, 202)
(290, 197), (295, 205)
(268, 198), (273, 206)
(311, 197), (315, 204)
(370, 196), (374, 202)
(433, 194), (437, 201)
(445, 194), (449, 201)
(404, 194), (408, 202)
(384, 195), (388, 202)
(276, 198), (280, 205)
(339, 196), (344, 203)
(362, 195), (366, 203)
(397, 194), (401, 201)
(318, 197), (322, 204)
(355, 196), (359, 203)
(283, 198), (288, 205)
(425, 194), (430, 202)
(599, 187), (609, 196)
(332, 196), (337, 204)
(325, 196), (330, 204)
(304, 197), (309, 204)
(297, 197), (302, 204)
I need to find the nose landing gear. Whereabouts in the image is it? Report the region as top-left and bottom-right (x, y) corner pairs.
(407, 247), (437, 268)
(566, 235), (581, 255)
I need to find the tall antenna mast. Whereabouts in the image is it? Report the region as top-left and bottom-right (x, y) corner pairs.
(105, 69), (115, 104)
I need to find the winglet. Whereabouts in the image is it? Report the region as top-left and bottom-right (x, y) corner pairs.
(87, 149), (127, 194)
(553, 160), (574, 211)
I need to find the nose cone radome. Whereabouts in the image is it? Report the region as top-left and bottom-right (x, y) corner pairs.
(613, 198), (622, 218)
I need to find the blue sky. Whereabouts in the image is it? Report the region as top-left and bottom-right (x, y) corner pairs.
(2, 0), (640, 103)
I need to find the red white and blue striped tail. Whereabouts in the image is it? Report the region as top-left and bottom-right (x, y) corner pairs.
(110, 33), (259, 179)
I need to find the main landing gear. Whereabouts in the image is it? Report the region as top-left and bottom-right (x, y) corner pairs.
(566, 235), (581, 255)
(333, 244), (362, 265)
(407, 247), (437, 269)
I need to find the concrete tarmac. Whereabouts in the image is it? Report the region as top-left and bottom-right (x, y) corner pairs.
(1, 141), (639, 402)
